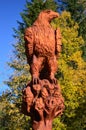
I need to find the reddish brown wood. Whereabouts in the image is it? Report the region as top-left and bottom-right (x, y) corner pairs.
(22, 10), (64, 130)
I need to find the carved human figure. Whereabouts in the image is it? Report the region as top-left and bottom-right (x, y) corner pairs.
(45, 96), (57, 119)
(35, 98), (44, 120)
(24, 10), (62, 84)
(22, 87), (34, 113)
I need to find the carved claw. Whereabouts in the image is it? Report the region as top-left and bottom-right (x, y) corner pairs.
(33, 77), (39, 84)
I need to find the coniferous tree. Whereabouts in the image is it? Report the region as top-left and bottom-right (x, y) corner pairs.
(60, 0), (86, 60)
(65, 0), (86, 38)
(0, 1), (58, 130)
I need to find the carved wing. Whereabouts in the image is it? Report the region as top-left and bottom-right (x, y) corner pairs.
(24, 27), (33, 65)
(55, 28), (62, 57)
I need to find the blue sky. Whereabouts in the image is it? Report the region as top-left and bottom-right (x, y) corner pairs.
(0, 0), (31, 94)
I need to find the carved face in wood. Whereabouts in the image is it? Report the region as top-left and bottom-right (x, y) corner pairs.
(45, 96), (57, 111)
(35, 98), (44, 111)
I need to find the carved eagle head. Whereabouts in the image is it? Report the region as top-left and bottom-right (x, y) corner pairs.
(38, 10), (59, 23)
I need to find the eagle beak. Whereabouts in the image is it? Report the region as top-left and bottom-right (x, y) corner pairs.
(48, 11), (60, 22)
(54, 12), (59, 18)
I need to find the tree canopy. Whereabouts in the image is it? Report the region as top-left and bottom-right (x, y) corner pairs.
(60, 0), (86, 61)
(52, 11), (86, 129)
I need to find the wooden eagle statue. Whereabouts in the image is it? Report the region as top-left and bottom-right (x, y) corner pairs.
(24, 10), (62, 84)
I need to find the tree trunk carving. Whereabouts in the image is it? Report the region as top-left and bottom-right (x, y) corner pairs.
(22, 9), (64, 130)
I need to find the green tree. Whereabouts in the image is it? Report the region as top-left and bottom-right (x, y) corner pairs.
(64, 0), (86, 40)
(52, 11), (86, 130)
(61, 0), (84, 21)
(60, 0), (86, 60)
(22, 0), (57, 26)
(0, 0), (58, 130)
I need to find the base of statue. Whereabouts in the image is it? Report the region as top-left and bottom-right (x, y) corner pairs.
(22, 79), (64, 130)
(32, 119), (52, 130)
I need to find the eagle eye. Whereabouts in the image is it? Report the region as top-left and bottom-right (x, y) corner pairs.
(46, 10), (51, 14)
